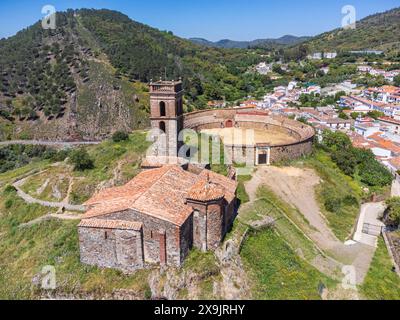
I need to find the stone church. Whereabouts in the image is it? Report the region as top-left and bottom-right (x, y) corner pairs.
(78, 80), (238, 272)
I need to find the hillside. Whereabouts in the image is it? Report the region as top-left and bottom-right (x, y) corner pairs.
(301, 7), (400, 53)
(0, 9), (266, 141)
(190, 35), (310, 49)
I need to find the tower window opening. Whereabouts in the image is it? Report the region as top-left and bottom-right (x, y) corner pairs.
(160, 101), (166, 117)
(159, 121), (166, 133)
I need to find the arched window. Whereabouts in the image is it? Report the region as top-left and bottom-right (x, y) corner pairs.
(160, 101), (166, 117)
(159, 121), (166, 133)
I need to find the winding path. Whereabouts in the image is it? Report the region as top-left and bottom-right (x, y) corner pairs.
(13, 175), (85, 212)
(19, 213), (84, 228)
(0, 140), (100, 148)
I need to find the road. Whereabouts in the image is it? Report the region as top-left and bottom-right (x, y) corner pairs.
(0, 140), (101, 148)
(353, 202), (386, 247)
(392, 178), (400, 197)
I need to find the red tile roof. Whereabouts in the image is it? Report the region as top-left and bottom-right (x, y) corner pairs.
(83, 166), (237, 226)
(368, 133), (400, 154)
(187, 176), (225, 202)
(389, 157), (400, 170)
(78, 219), (143, 231)
(379, 116), (400, 126)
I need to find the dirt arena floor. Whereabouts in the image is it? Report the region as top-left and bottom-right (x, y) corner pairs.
(201, 127), (298, 145)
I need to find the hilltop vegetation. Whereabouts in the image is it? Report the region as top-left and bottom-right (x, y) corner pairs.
(0, 9), (271, 141)
(298, 7), (400, 55)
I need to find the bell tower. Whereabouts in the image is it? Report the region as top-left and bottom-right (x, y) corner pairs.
(149, 79), (184, 157)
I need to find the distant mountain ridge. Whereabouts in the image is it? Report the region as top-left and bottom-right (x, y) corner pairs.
(189, 35), (311, 49)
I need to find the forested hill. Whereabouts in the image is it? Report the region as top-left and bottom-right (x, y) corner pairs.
(300, 7), (400, 53)
(0, 9), (267, 141)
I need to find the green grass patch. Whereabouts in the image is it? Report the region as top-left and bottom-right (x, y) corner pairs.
(240, 186), (328, 266)
(241, 227), (335, 300)
(236, 175), (251, 204)
(360, 237), (400, 300)
(0, 197), (151, 299)
(183, 249), (219, 277)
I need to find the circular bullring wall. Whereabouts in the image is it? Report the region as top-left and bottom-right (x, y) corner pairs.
(183, 107), (315, 165)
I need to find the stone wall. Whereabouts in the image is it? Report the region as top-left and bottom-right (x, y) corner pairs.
(78, 227), (144, 272)
(183, 107), (315, 165)
(206, 201), (224, 250)
(100, 209), (190, 268)
(187, 198), (234, 252)
(269, 138), (314, 163)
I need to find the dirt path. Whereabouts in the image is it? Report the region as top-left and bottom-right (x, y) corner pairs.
(13, 175), (85, 212)
(243, 166), (380, 285)
(19, 212), (84, 228)
(392, 178), (400, 197)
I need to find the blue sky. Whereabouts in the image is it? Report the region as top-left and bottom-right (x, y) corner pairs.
(0, 0), (399, 41)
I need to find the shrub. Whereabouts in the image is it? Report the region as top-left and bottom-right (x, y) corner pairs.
(321, 131), (393, 187)
(112, 131), (129, 143)
(324, 197), (342, 213)
(359, 160), (393, 187)
(3, 185), (16, 194)
(331, 149), (357, 176)
(4, 198), (14, 209)
(70, 148), (94, 171)
(52, 150), (71, 162)
(342, 195), (359, 207)
(385, 197), (400, 227)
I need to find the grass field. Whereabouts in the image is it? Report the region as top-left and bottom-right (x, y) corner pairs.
(0, 132), (225, 299)
(0, 133), (153, 299)
(241, 227), (335, 300)
(360, 237), (400, 300)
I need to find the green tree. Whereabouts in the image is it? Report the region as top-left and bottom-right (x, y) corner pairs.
(112, 131), (130, 142)
(331, 149), (357, 176)
(338, 112), (349, 120)
(70, 148), (94, 171)
(367, 111), (385, 120)
(350, 112), (361, 120)
(321, 130), (352, 152)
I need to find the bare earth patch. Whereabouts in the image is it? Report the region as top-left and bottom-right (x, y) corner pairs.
(201, 127), (298, 145)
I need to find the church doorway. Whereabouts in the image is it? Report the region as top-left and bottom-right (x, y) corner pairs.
(225, 120), (233, 128)
(258, 154), (268, 165)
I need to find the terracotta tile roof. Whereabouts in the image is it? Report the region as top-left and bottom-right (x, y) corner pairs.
(187, 176), (225, 202)
(367, 133), (400, 154)
(349, 132), (373, 149)
(198, 170), (237, 203)
(389, 157), (400, 170)
(83, 166), (237, 226)
(78, 219), (143, 231)
(378, 116), (400, 126)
